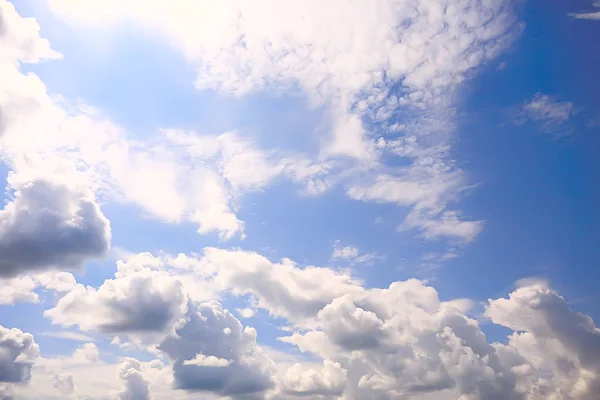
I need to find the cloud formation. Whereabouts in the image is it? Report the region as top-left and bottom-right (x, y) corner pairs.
(118, 358), (151, 400)
(0, 179), (111, 278)
(569, 2), (600, 20)
(0, 326), (39, 396)
(514, 92), (574, 136)
(44, 0), (522, 245)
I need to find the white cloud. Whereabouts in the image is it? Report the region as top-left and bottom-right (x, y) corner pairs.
(569, 2), (600, 20)
(277, 360), (347, 398)
(44, 0), (522, 245)
(41, 331), (94, 342)
(53, 373), (74, 396)
(331, 242), (359, 260)
(189, 248), (363, 323)
(486, 283), (600, 399)
(331, 241), (379, 267)
(183, 354), (232, 368)
(237, 308), (257, 319)
(44, 263), (189, 346)
(514, 92), (574, 136)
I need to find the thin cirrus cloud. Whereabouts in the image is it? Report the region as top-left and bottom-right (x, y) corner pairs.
(569, 1), (600, 20)
(512, 92), (575, 136)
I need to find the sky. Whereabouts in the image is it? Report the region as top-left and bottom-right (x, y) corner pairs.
(0, 0), (599, 399)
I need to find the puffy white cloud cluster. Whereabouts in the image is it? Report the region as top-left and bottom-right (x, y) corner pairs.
(5, 247), (600, 400)
(44, 260), (189, 346)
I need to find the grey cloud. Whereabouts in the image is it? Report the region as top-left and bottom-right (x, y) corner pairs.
(158, 301), (273, 397)
(0, 179), (111, 278)
(0, 326), (39, 390)
(118, 358), (150, 400)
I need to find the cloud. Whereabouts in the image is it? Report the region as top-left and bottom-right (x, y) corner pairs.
(40, 331), (94, 342)
(569, 2), (600, 20)
(277, 360), (347, 398)
(53, 373), (74, 396)
(0, 272), (76, 305)
(44, 262), (188, 345)
(157, 301), (274, 397)
(45, 0), (522, 245)
(0, 325), (39, 395)
(331, 241), (379, 267)
(183, 354), (232, 368)
(486, 283), (600, 399)
(0, 178), (111, 278)
(118, 358), (151, 400)
(331, 242), (359, 260)
(188, 248), (363, 323)
(513, 93), (574, 136)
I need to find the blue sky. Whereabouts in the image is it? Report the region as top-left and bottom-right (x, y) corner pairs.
(1, 1), (600, 399)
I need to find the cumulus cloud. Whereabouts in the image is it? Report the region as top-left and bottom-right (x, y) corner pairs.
(188, 248), (363, 323)
(277, 360), (347, 398)
(0, 178), (111, 278)
(183, 354), (231, 368)
(158, 301), (273, 397)
(44, 262), (188, 345)
(486, 283), (600, 399)
(117, 358), (151, 400)
(514, 92), (575, 136)
(0, 271), (76, 305)
(0, 326), (39, 395)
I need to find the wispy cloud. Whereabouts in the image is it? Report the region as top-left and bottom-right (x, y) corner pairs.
(569, 1), (600, 20)
(513, 93), (574, 136)
(41, 331), (94, 342)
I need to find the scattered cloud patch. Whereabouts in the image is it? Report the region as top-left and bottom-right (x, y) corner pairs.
(569, 2), (600, 20)
(513, 92), (575, 136)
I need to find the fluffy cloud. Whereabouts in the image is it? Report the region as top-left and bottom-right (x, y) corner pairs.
(0, 271), (76, 305)
(0, 178), (111, 278)
(486, 283), (600, 399)
(188, 248), (363, 323)
(44, 264), (188, 345)
(0, 326), (39, 396)
(118, 358), (151, 400)
(158, 301), (274, 397)
(276, 360), (347, 398)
